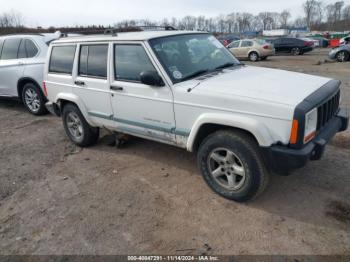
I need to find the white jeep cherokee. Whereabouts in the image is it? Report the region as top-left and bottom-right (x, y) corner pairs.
(44, 31), (349, 202)
(0, 33), (60, 115)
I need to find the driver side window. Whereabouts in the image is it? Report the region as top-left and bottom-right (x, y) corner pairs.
(114, 44), (157, 82)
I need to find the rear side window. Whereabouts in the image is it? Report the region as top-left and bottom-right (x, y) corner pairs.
(18, 40), (27, 59)
(241, 41), (253, 47)
(1, 38), (21, 60)
(79, 45), (108, 78)
(114, 44), (157, 82)
(282, 38), (294, 44)
(49, 46), (76, 74)
(25, 40), (39, 57)
(0, 39), (4, 58)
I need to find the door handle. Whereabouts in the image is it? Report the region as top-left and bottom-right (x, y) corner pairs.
(111, 86), (124, 91)
(75, 81), (85, 86)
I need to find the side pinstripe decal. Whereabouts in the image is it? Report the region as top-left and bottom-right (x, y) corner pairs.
(88, 111), (190, 137)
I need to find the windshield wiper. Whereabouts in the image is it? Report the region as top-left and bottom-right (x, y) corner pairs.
(215, 62), (241, 70)
(181, 69), (211, 82)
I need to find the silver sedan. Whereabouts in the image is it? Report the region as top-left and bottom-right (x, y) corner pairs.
(329, 44), (350, 62)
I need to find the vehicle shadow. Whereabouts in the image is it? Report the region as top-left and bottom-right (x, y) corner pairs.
(0, 98), (26, 113)
(92, 133), (350, 230)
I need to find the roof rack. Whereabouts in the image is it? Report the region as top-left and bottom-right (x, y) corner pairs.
(104, 28), (118, 36)
(137, 26), (177, 31)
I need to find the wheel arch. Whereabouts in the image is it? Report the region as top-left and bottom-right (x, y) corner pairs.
(17, 77), (43, 100)
(248, 49), (260, 57)
(55, 94), (95, 127)
(187, 114), (275, 152)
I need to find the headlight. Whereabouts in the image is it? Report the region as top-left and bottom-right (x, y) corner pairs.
(304, 108), (318, 143)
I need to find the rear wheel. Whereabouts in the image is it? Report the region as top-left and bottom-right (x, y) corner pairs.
(291, 47), (301, 56)
(249, 52), (259, 62)
(62, 104), (99, 147)
(197, 130), (269, 202)
(22, 83), (47, 115)
(336, 51), (349, 62)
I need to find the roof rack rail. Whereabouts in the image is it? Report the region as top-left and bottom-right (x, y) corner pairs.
(137, 26), (177, 31)
(104, 28), (118, 36)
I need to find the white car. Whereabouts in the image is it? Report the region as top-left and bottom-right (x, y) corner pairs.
(44, 31), (349, 202)
(0, 33), (60, 115)
(339, 35), (350, 46)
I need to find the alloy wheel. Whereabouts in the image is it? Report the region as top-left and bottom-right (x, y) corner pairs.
(66, 112), (84, 141)
(207, 148), (246, 191)
(24, 88), (41, 113)
(337, 51), (346, 62)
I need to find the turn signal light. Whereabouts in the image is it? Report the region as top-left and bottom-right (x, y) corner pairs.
(290, 119), (299, 144)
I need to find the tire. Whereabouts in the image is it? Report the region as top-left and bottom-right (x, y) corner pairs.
(197, 130), (269, 202)
(291, 47), (301, 56)
(22, 83), (47, 115)
(336, 51), (349, 62)
(249, 52), (259, 62)
(62, 103), (99, 147)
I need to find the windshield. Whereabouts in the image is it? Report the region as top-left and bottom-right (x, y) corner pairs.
(149, 34), (240, 83)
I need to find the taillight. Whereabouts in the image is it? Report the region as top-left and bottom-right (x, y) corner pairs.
(305, 41), (313, 46)
(263, 45), (269, 49)
(43, 81), (48, 97)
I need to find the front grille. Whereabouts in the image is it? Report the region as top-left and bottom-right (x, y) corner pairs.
(317, 90), (340, 130)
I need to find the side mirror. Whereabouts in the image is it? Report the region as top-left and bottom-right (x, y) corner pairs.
(140, 71), (164, 87)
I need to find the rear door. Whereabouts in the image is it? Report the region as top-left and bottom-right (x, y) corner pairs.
(110, 42), (176, 144)
(73, 43), (114, 128)
(0, 38), (25, 96)
(273, 38), (284, 52)
(240, 40), (254, 57)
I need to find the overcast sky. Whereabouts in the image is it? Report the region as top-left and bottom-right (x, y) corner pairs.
(2, 0), (350, 27)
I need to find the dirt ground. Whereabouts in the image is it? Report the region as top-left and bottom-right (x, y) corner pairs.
(0, 49), (349, 255)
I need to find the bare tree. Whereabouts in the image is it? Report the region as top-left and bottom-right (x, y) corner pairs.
(294, 17), (307, 27)
(343, 5), (350, 20)
(258, 12), (274, 30)
(280, 10), (291, 28)
(334, 1), (345, 21)
(226, 13), (235, 33)
(0, 10), (24, 28)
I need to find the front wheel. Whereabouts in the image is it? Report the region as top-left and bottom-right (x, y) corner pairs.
(197, 130), (269, 202)
(336, 51), (349, 62)
(22, 83), (47, 115)
(62, 104), (100, 147)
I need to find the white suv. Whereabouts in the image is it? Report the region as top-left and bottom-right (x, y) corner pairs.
(44, 31), (349, 202)
(0, 33), (60, 115)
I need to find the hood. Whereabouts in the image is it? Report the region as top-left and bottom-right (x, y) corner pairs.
(191, 66), (331, 106)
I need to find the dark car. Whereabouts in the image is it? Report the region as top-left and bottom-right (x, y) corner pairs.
(217, 35), (240, 47)
(273, 37), (314, 55)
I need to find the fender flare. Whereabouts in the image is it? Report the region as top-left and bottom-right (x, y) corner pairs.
(54, 93), (95, 127)
(186, 113), (275, 152)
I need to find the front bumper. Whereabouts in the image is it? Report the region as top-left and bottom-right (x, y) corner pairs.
(45, 102), (61, 117)
(262, 109), (349, 175)
(328, 50), (338, 60)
